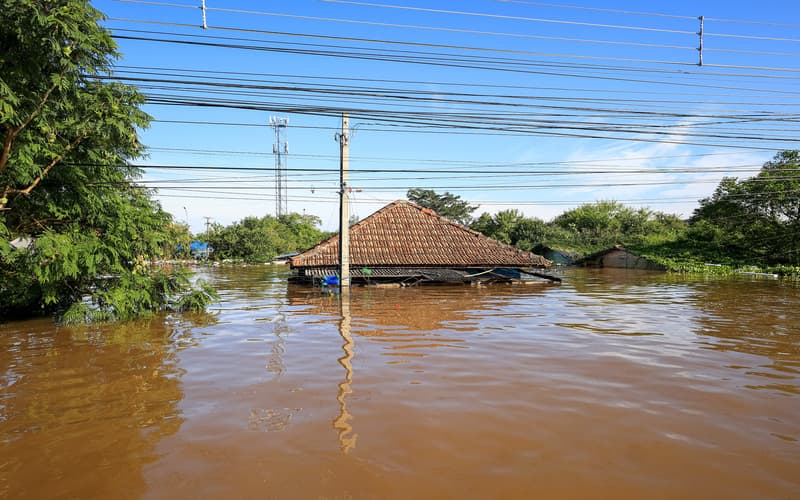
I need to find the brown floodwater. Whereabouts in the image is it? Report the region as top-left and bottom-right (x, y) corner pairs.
(1, 266), (799, 499)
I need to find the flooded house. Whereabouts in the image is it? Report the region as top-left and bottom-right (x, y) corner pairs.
(574, 245), (666, 271)
(289, 200), (556, 286)
(534, 245), (580, 266)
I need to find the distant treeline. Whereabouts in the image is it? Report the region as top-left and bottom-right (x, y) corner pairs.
(410, 151), (800, 275)
(196, 213), (332, 264)
(193, 151), (799, 276)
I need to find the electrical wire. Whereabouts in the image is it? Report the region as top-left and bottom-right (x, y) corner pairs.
(490, 0), (696, 21)
(493, 0), (800, 30)
(317, 0), (697, 35)
(107, 69), (800, 111)
(106, 1), (800, 76)
(116, 64), (800, 100)
(100, 75), (800, 127)
(324, 0), (800, 48)
(201, 7), (697, 52)
(143, 145), (761, 166)
(138, 93), (798, 150)
(108, 29), (800, 92)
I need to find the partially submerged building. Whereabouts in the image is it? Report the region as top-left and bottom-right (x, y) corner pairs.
(574, 245), (666, 271)
(535, 246), (580, 266)
(289, 200), (556, 286)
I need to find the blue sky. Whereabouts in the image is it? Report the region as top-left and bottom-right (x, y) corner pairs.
(94, 0), (800, 232)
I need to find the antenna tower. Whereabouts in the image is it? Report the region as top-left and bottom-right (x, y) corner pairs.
(270, 116), (289, 217)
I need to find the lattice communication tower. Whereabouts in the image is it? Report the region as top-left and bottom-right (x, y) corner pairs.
(270, 116), (289, 217)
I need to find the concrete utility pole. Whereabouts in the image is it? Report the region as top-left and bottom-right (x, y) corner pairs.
(337, 113), (351, 288)
(697, 15), (704, 66)
(271, 116), (289, 217)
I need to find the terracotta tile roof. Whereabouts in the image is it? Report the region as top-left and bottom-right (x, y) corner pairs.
(290, 200), (551, 268)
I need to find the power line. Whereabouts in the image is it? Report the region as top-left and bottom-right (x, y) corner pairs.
(112, 0), (800, 40)
(490, 0), (696, 21)
(97, 72), (800, 134)
(108, 29), (800, 91)
(143, 145), (762, 166)
(138, 93), (799, 150)
(705, 32), (800, 44)
(145, 103), (793, 150)
(105, 3), (800, 76)
(147, 118), (800, 142)
(109, 68), (800, 110)
(99, 74), (800, 123)
(318, 0), (696, 35)
(108, 25), (701, 71)
(197, 6), (697, 52)
(86, 164), (800, 188)
(124, 178), (800, 190)
(154, 192), (799, 206)
(116, 64), (800, 100)
(133, 165), (772, 183)
(71, 161), (777, 174)
(496, 0), (800, 30)
(325, 0), (800, 48)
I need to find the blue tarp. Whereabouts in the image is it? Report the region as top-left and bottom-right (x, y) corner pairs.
(177, 241), (212, 257)
(322, 275), (340, 286)
(190, 241), (209, 252)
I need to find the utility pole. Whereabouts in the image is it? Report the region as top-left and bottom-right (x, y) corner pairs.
(202, 216), (213, 260)
(336, 113), (351, 288)
(697, 15), (704, 66)
(270, 116), (289, 217)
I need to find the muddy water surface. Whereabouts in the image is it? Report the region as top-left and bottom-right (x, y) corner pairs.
(1, 266), (799, 499)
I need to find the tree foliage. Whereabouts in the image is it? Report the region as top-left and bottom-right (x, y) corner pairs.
(204, 213), (329, 263)
(411, 155), (800, 272)
(471, 209), (549, 250)
(470, 201), (684, 255)
(402, 154), (800, 271)
(406, 188), (477, 225)
(0, 0), (216, 321)
(688, 150), (800, 265)
(550, 200), (683, 252)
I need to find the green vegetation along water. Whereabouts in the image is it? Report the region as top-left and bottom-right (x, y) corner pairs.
(1, 265), (798, 499)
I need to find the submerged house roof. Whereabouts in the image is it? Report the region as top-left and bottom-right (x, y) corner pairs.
(290, 200), (550, 270)
(536, 246), (580, 266)
(574, 245), (666, 271)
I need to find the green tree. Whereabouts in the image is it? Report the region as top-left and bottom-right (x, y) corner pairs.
(205, 213), (328, 263)
(0, 0), (215, 321)
(549, 200), (663, 251)
(690, 151), (800, 265)
(165, 221), (193, 259)
(471, 209), (549, 250)
(406, 188), (477, 225)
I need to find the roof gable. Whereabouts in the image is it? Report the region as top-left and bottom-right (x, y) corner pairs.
(290, 200), (550, 268)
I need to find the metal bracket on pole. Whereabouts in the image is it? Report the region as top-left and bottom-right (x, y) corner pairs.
(200, 0), (208, 29)
(697, 15), (704, 66)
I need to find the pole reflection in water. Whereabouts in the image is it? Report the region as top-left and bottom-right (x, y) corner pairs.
(266, 307), (288, 380)
(333, 292), (358, 454)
